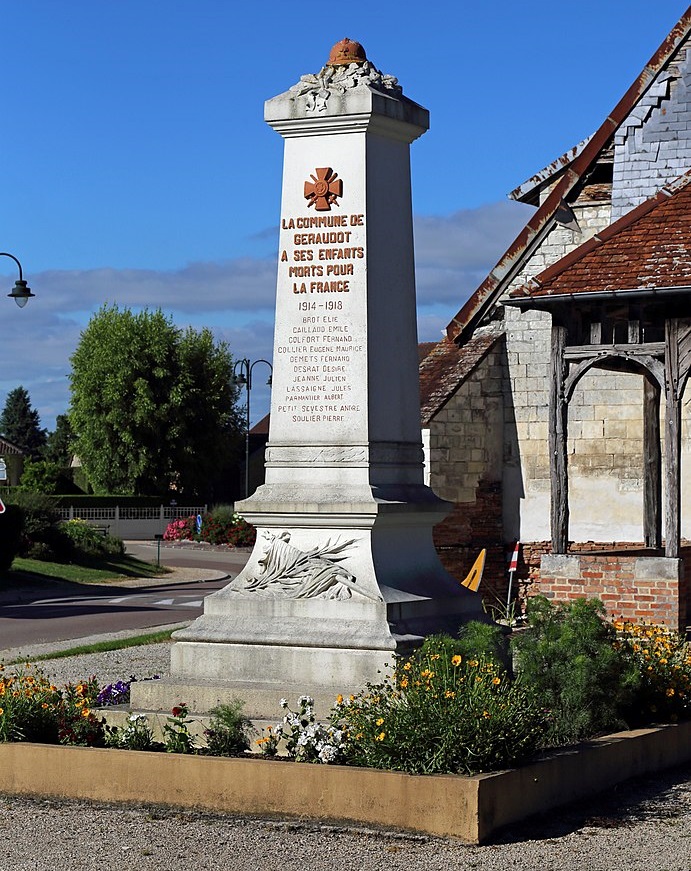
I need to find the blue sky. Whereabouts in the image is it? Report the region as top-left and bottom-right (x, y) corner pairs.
(0, 0), (686, 430)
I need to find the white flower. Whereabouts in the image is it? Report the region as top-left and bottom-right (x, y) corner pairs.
(318, 744), (339, 763)
(297, 695), (313, 707)
(279, 698), (288, 708)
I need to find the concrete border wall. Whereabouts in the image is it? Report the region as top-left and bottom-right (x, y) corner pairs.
(1, 719), (690, 843)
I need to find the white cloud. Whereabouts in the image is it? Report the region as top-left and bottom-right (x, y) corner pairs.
(0, 198), (532, 430)
(414, 200), (534, 308)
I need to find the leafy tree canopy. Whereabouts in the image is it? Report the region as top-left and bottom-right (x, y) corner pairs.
(68, 305), (242, 496)
(0, 386), (47, 459)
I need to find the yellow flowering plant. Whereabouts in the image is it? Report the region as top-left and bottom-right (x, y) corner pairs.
(331, 635), (546, 775)
(0, 665), (104, 746)
(613, 619), (691, 724)
(0, 663), (62, 743)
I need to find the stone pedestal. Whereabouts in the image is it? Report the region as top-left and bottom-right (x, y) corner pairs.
(133, 41), (481, 718)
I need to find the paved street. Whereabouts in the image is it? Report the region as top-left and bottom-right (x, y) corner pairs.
(0, 543), (252, 650)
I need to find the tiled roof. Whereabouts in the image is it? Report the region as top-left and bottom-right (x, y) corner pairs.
(418, 342), (437, 363)
(510, 171), (691, 300)
(444, 6), (691, 342)
(419, 324), (503, 427)
(0, 437), (24, 456)
(249, 413), (270, 435)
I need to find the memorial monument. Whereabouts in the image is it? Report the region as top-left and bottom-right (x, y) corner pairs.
(133, 38), (482, 718)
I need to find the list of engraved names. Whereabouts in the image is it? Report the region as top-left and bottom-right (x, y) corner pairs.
(275, 212), (365, 425)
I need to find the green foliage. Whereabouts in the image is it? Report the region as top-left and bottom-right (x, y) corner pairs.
(163, 703), (197, 753)
(613, 619), (691, 725)
(0, 386), (46, 459)
(334, 637), (546, 775)
(204, 699), (254, 756)
(60, 519), (125, 559)
(207, 503), (236, 525)
(69, 305), (242, 496)
(6, 491), (71, 561)
(105, 714), (162, 751)
(19, 459), (75, 495)
(455, 622), (512, 672)
(42, 414), (74, 466)
(511, 597), (640, 745)
(0, 504), (23, 572)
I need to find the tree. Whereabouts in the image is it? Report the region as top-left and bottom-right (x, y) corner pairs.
(68, 305), (242, 496)
(43, 414), (75, 465)
(0, 386), (47, 459)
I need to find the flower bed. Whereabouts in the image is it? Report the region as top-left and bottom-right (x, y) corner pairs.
(163, 507), (255, 547)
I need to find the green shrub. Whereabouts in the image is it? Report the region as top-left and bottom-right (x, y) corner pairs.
(511, 596), (640, 746)
(19, 459), (76, 495)
(5, 492), (71, 561)
(204, 699), (254, 756)
(0, 504), (23, 572)
(334, 636), (546, 775)
(60, 519), (124, 559)
(207, 503), (236, 525)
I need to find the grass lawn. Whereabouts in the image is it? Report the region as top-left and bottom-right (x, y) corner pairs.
(7, 555), (170, 585)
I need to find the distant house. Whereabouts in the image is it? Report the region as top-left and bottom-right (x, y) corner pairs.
(419, 7), (691, 628)
(0, 436), (25, 486)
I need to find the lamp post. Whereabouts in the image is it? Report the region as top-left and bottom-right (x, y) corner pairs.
(232, 358), (273, 498)
(0, 253), (34, 307)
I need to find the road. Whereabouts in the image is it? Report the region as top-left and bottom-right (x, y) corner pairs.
(0, 543), (251, 651)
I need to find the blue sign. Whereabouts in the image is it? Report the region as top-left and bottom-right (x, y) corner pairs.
(196, 514), (203, 534)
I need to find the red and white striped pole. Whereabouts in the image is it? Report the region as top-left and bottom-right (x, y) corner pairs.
(507, 541), (520, 611)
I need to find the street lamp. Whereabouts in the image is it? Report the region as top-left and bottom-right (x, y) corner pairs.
(232, 357), (273, 498)
(0, 252), (34, 308)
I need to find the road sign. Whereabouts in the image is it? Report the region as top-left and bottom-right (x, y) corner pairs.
(0, 496), (5, 514)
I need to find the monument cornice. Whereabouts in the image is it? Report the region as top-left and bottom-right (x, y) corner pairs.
(265, 108), (428, 143)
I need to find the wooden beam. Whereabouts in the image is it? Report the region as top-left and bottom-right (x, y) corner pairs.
(664, 319), (681, 558)
(643, 378), (661, 548)
(564, 342), (665, 360)
(549, 324), (569, 553)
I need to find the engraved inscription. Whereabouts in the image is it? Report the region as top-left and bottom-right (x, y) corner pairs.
(275, 197), (366, 426)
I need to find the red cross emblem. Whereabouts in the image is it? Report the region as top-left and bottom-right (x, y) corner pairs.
(304, 167), (343, 211)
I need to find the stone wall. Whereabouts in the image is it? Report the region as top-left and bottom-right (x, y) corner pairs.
(428, 346), (506, 597)
(428, 345), (504, 506)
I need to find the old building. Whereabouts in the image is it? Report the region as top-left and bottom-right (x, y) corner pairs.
(421, 7), (691, 628)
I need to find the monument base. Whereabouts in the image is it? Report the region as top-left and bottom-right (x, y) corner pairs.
(131, 505), (484, 718)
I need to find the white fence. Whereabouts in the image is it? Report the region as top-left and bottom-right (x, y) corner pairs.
(57, 505), (207, 540)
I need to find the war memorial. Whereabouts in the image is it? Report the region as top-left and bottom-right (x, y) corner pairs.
(132, 38), (482, 718)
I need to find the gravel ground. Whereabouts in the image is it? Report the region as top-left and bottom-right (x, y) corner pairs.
(3, 644), (691, 867)
(11, 640), (175, 689)
(1, 764), (691, 870)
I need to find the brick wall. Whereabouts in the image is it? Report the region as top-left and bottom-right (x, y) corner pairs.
(506, 541), (691, 632)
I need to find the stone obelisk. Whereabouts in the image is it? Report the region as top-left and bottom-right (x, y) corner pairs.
(133, 39), (481, 718)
